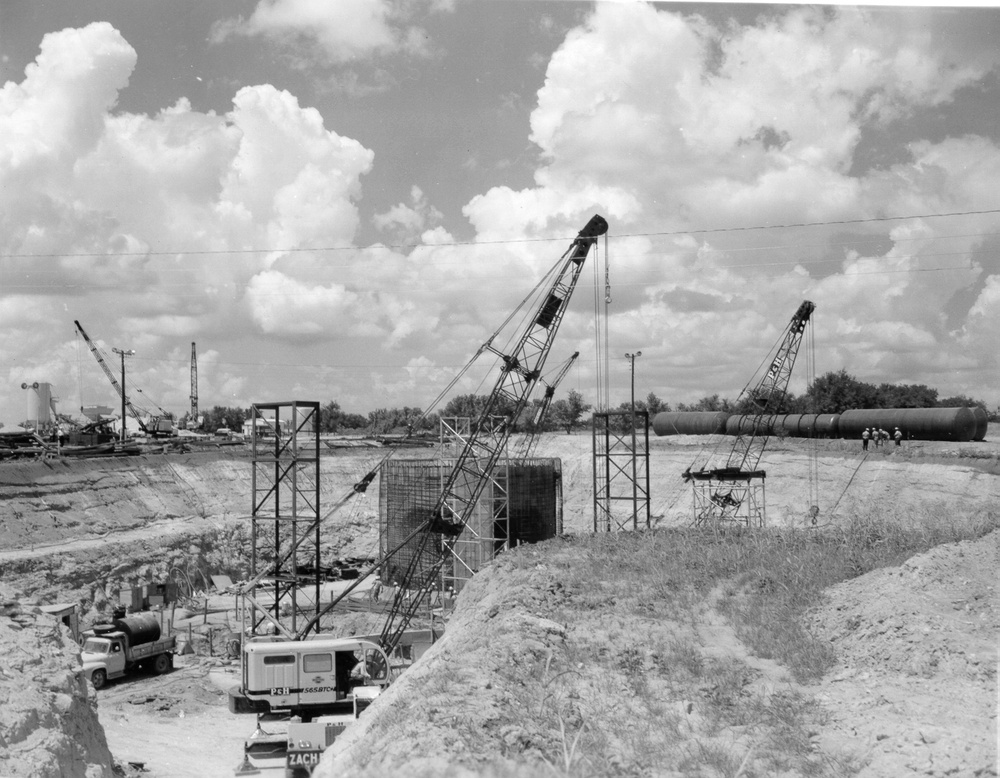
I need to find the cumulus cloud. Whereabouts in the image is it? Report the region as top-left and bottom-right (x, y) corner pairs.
(214, 0), (446, 65)
(465, 3), (1000, 403)
(2, 6), (998, 423)
(0, 22), (381, 417)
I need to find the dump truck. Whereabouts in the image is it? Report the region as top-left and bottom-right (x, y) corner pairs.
(80, 612), (176, 689)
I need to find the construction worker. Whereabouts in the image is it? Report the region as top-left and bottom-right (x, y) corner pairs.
(894, 427), (902, 446)
(862, 427), (870, 451)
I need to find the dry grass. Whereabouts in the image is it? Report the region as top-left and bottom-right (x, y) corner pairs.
(480, 506), (997, 777)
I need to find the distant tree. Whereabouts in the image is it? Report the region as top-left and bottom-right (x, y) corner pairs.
(937, 395), (986, 410)
(440, 393), (520, 428)
(676, 394), (736, 413)
(805, 370), (878, 414)
(640, 392), (670, 415)
(549, 389), (591, 434)
(875, 382), (938, 408)
(202, 406), (247, 432)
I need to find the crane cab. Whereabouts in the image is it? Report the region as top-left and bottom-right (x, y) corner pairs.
(229, 636), (390, 720)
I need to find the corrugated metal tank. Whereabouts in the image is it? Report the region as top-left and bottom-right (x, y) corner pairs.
(652, 412), (730, 436)
(838, 407), (978, 442)
(971, 406), (988, 441)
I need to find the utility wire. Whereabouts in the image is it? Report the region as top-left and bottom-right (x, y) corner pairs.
(4, 207), (998, 259)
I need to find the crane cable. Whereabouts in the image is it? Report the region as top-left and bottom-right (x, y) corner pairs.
(805, 313), (820, 520)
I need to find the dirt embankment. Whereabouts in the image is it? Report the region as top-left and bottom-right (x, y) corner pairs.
(0, 584), (115, 778)
(321, 529), (998, 778)
(0, 435), (997, 777)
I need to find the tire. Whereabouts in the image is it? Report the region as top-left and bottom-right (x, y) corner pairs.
(153, 654), (171, 675)
(91, 669), (107, 690)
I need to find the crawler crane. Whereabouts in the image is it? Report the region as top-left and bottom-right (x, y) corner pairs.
(74, 320), (174, 437)
(229, 215), (609, 775)
(683, 300), (815, 527)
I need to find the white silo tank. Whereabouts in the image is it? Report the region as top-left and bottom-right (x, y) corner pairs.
(21, 382), (53, 427)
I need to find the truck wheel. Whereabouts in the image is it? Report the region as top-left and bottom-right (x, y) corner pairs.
(91, 669), (107, 690)
(153, 654), (171, 675)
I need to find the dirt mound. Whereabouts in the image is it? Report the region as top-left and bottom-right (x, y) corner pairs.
(807, 531), (998, 777)
(0, 585), (115, 778)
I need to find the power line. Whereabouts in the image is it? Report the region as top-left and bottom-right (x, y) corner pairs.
(3, 207), (999, 259)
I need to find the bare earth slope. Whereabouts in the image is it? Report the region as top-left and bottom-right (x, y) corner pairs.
(0, 434), (997, 777)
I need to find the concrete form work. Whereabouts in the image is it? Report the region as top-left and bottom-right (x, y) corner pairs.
(378, 458), (562, 593)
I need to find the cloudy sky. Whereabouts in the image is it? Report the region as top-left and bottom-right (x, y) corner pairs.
(2, 0), (998, 428)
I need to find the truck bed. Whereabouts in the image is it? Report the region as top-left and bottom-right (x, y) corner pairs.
(128, 636), (175, 661)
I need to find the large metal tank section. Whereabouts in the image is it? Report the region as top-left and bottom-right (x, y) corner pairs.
(652, 412), (730, 436)
(839, 407), (978, 442)
(814, 414), (840, 438)
(971, 406), (988, 441)
(724, 415), (776, 436)
(20, 381), (53, 428)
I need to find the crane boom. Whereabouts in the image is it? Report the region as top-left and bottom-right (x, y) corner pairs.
(519, 351), (579, 458)
(293, 216), (608, 649)
(377, 216), (607, 653)
(189, 342), (199, 428)
(683, 300), (815, 525)
(74, 320), (149, 435)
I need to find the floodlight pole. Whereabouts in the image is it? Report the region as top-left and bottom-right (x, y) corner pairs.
(625, 352), (642, 421)
(111, 347), (134, 442)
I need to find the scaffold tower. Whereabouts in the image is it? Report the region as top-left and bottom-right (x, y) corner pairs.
(245, 401), (321, 638)
(593, 410), (650, 532)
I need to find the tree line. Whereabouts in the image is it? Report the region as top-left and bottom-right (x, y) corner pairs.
(176, 369), (997, 435)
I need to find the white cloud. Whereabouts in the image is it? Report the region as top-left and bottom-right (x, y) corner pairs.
(216, 0), (445, 65)
(462, 3), (999, 405)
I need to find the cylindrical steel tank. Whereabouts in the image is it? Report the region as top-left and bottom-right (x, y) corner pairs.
(838, 407), (978, 442)
(21, 381), (53, 427)
(778, 414), (808, 437)
(971, 406), (988, 441)
(724, 415), (778, 436)
(814, 414), (840, 438)
(113, 612), (161, 646)
(652, 412), (729, 436)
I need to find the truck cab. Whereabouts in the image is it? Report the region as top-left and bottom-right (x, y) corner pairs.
(81, 634), (128, 684)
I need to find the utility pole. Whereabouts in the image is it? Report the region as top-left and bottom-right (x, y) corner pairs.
(625, 352), (642, 418)
(111, 347), (134, 442)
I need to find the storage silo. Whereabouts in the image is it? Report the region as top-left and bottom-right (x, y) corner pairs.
(21, 382), (53, 428)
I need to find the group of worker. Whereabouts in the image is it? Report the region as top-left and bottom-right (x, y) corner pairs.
(861, 426), (903, 450)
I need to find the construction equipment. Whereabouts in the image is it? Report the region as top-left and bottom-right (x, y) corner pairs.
(516, 351), (579, 458)
(80, 612), (176, 690)
(228, 215), (608, 773)
(187, 342), (202, 430)
(683, 300), (815, 527)
(74, 320), (173, 437)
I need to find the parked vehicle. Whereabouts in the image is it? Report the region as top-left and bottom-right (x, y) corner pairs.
(80, 612), (176, 689)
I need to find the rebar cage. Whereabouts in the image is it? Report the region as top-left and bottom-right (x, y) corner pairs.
(379, 458), (563, 594)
